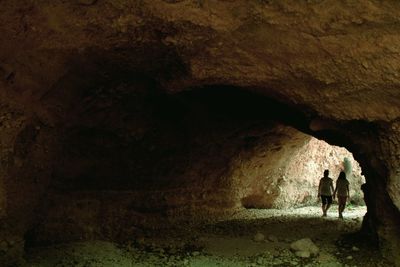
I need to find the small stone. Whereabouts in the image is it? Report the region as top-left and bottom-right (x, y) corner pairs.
(351, 246), (359, 252)
(295, 250), (311, 258)
(192, 251), (200, 256)
(268, 235), (278, 242)
(347, 256), (353, 260)
(253, 232), (265, 242)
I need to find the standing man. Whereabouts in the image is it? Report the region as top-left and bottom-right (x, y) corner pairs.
(318, 170), (335, 217)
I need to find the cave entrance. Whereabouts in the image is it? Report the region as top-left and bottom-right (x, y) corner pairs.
(158, 85), (367, 217)
(239, 136), (366, 212)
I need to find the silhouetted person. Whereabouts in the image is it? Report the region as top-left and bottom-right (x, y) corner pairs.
(333, 171), (350, 219)
(318, 169), (334, 217)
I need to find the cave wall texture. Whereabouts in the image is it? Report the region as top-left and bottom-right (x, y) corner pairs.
(1, 0), (400, 265)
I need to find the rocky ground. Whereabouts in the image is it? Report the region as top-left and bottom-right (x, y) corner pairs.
(24, 205), (391, 267)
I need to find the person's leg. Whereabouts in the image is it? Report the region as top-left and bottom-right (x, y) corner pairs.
(340, 196), (347, 213)
(338, 196), (347, 218)
(321, 196), (327, 216)
(325, 196), (333, 214)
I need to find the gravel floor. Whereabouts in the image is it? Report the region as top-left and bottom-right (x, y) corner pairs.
(25, 205), (392, 267)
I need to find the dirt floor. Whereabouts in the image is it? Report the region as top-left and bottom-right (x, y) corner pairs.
(24, 205), (391, 267)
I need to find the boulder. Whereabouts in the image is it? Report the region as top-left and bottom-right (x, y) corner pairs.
(290, 238), (319, 257)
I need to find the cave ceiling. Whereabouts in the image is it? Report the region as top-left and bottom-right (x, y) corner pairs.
(1, 0), (400, 123)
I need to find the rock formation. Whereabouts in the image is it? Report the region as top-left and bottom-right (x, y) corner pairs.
(1, 0), (400, 265)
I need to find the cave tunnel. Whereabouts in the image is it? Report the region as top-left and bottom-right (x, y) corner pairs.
(0, 71), (394, 267)
(2, 1), (400, 266)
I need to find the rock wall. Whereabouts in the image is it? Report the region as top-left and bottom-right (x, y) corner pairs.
(373, 120), (400, 264)
(0, 101), (59, 264)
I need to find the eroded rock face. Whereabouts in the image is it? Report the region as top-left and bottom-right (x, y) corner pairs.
(0, 101), (59, 264)
(1, 1), (400, 265)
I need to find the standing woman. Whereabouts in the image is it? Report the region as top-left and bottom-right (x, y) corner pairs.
(334, 171), (350, 219)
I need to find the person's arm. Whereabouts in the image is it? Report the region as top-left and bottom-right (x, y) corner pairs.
(333, 181), (337, 199)
(318, 181), (321, 197)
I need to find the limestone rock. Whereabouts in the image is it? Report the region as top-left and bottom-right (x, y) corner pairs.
(295, 250), (311, 258)
(192, 251), (200, 256)
(268, 234), (278, 242)
(290, 238), (319, 257)
(253, 232), (265, 242)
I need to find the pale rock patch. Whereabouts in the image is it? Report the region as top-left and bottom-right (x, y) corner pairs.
(290, 238), (319, 257)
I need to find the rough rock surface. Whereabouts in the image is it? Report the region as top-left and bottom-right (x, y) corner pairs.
(1, 1), (400, 266)
(290, 238), (320, 257)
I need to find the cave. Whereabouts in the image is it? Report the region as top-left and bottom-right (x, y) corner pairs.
(1, 1), (400, 266)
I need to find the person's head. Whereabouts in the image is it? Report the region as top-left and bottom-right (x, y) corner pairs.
(324, 170), (329, 177)
(338, 171), (346, 180)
